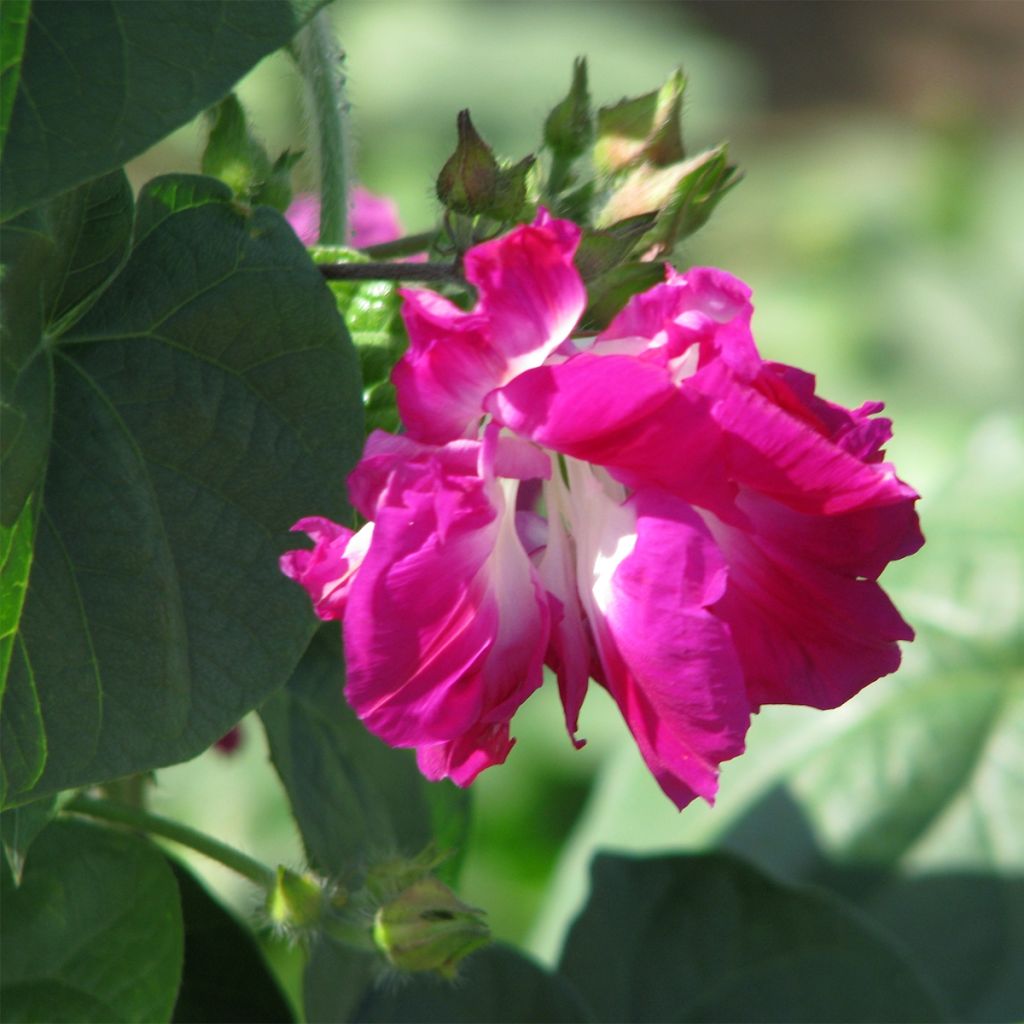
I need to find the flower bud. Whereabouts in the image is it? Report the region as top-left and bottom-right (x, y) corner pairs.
(266, 866), (326, 931)
(595, 69), (687, 174)
(372, 877), (490, 978)
(436, 110), (501, 215)
(544, 58), (592, 161)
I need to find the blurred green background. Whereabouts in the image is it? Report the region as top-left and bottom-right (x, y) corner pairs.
(132, 0), (1023, 1000)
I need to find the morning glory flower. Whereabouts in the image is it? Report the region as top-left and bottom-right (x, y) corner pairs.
(282, 212), (923, 809)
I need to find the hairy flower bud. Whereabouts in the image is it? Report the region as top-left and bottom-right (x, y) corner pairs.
(436, 110), (501, 215)
(266, 867), (327, 931)
(373, 877), (490, 978)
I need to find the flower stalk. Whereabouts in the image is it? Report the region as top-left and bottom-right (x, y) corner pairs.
(64, 794), (277, 889)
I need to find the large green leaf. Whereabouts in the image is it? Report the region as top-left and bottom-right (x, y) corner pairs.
(0, 0), (29, 159)
(354, 944), (593, 1024)
(535, 672), (1023, 1021)
(1, 173), (363, 806)
(0, 792), (54, 884)
(302, 938), (377, 1024)
(1, 170), (133, 526)
(169, 860), (294, 1023)
(0, 0), (325, 220)
(0, 818), (183, 1022)
(559, 853), (942, 1023)
(260, 627), (470, 884)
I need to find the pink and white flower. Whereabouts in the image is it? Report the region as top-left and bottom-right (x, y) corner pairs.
(282, 212), (923, 808)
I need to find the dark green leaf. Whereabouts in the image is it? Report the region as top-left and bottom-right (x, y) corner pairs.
(1, 170), (132, 526)
(2, 173), (363, 805)
(170, 860), (294, 1024)
(0, 629), (45, 804)
(537, 673), (1023, 1022)
(0, 0), (29, 159)
(718, 672), (1024, 1023)
(0, 793), (54, 884)
(303, 938), (377, 1024)
(0, 0), (326, 219)
(260, 627), (470, 884)
(560, 853), (943, 1023)
(355, 944), (593, 1024)
(0, 818), (183, 1022)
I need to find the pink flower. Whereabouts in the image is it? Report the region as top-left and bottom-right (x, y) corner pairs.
(285, 187), (403, 248)
(282, 213), (922, 808)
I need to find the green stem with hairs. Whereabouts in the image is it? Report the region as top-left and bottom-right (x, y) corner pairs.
(65, 794), (276, 890)
(294, 10), (349, 245)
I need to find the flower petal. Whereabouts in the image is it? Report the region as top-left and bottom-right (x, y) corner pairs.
(343, 438), (550, 779)
(416, 724), (515, 787)
(394, 212), (584, 443)
(563, 463), (749, 809)
(486, 353), (732, 510)
(279, 516), (372, 621)
(702, 506), (914, 710)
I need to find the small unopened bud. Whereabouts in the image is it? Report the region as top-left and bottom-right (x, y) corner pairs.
(266, 867), (326, 931)
(544, 58), (592, 160)
(373, 877), (490, 978)
(436, 110), (501, 215)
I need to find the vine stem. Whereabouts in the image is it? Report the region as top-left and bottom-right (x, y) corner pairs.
(64, 794), (277, 890)
(318, 261), (463, 283)
(294, 10), (349, 245)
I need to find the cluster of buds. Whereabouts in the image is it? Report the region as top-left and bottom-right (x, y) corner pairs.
(433, 61), (740, 329)
(264, 854), (489, 979)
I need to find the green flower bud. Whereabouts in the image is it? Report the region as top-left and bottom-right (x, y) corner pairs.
(373, 877), (490, 978)
(266, 866), (327, 931)
(544, 58), (592, 160)
(436, 110), (501, 215)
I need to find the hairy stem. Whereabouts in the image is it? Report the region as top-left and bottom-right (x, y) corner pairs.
(294, 10), (349, 245)
(65, 794), (276, 889)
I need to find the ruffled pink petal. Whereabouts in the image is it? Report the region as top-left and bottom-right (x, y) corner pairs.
(486, 353), (732, 510)
(694, 360), (918, 517)
(534, 479), (593, 746)
(597, 266), (759, 377)
(416, 724), (515, 787)
(342, 436), (550, 779)
(563, 464), (749, 809)
(702, 506), (915, 710)
(394, 293), (504, 443)
(463, 212), (584, 378)
(394, 212), (585, 443)
(279, 516), (372, 621)
(348, 429), (550, 521)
